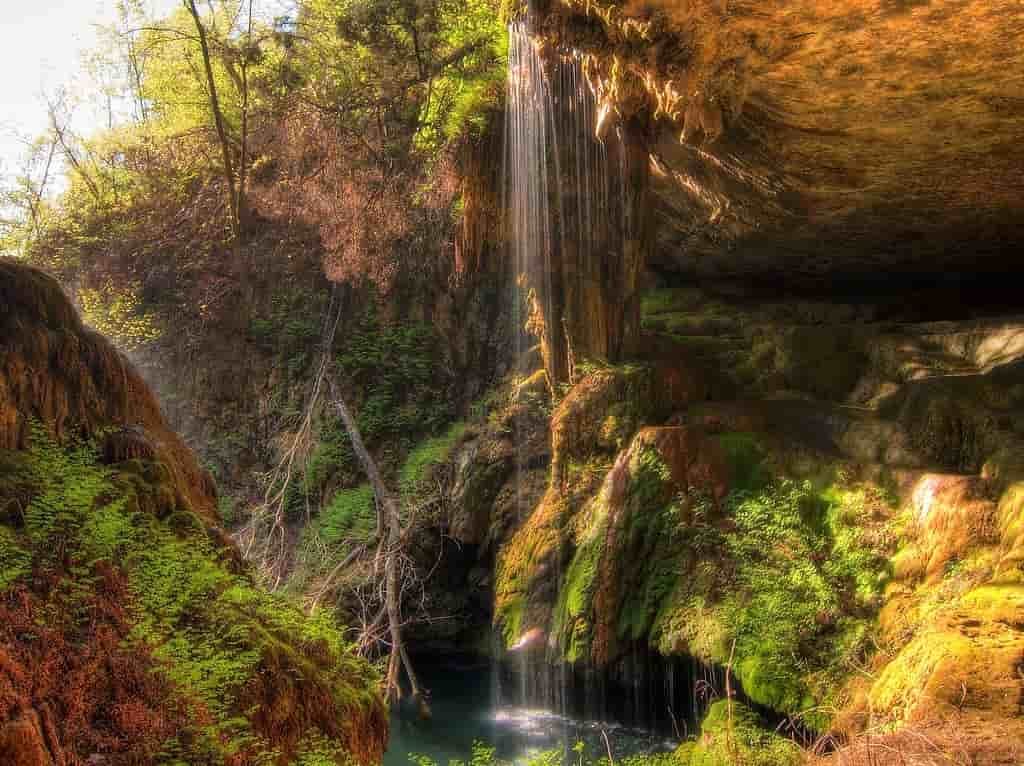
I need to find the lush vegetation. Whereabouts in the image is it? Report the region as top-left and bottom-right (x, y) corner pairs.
(535, 427), (893, 731)
(0, 422), (383, 764)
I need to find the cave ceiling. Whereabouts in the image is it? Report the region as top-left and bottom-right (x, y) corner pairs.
(536, 0), (1024, 287)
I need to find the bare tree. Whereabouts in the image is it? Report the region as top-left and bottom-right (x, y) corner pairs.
(234, 289), (431, 717)
(0, 132), (58, 252)
(325, 371), (430, 718)
(46, 94), (102, 204)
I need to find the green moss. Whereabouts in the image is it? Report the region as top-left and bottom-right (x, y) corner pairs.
(641, 288), (702, 317)
(715, 433), (768, 492)
(400, 421), (468, 500)
(553, 528), (603, 662)
(500, 594), (526, 647)
(617, 448), (682, 642)
(680, 700), (801, 766)
(0, 424), (382, 763)
(719, 481), (882, 721)
(650, 478), (890, 726)
(494, 488), (567, 646)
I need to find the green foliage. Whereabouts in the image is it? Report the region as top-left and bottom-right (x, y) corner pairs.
(0, 423), (380, 763)
(136, 4), (285, 146)
(680, 701), (801, 766)
(298, 0), (506, 155)
(406, 734), (817, 766)
(0, 527), (31, 590)
(304, 418), (360, 496)
(548, 427), (890, 725)
(317, 484), (377, 546)
(399, 421), (468, 500)
(417, 0), (508, 147)
(251, 291), (329, 426)
(294, 730), (351, 766)
(410, 741), (567, 766)
(78, 497), (133, 563)
(338, 311), (454, 446)
(652, 478), (889, 725)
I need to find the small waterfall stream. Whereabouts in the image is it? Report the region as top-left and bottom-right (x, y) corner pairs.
(505, 20), (635, 385)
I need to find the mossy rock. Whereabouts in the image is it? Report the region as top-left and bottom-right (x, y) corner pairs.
(551, 363), (701, 484)
(997, 482), (1024, 572)
(0, 424), (387, 765)
(715, 433), (768, 492)
(449, 433), (515, 545)
(869, 584), (1024, 730)
(551, 428), (731, 664)
(678, 700), (801, 766)
(886, 376), (1019, 473)
(775, 326), (868, 401)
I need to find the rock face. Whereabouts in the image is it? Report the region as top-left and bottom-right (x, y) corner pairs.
(0, 262), (387, 766)
(448, 5), (1024, 758)
(472, 271), (1024, 762)
(0, 261), (217, 521)
(532, 0), (1024, 287)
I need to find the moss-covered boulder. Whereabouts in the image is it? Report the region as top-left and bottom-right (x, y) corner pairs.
(870, 585), (1024, 729)
(550, 362), (703, 486)
(0, 262), (217, 522)
(0, 261), (387, 766)
(551, 427), (730, 664)
(525, 422), (890, 728)
(675, 700), (801, 766)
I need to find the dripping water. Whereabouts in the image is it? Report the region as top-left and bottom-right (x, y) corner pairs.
(500, 18), (691, 750)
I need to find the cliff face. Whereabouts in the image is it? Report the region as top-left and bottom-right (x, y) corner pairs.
(531, 0), (1024, 287)
(456, 281), (1024, 763)
(0, 262), (387, 766)
(442, 6), (1024, 755)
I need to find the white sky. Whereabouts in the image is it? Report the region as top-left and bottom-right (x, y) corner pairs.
(0, 0), (179, 178)
(0, 0), (293, 184)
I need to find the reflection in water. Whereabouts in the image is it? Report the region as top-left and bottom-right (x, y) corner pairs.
(385, 657), (680, 766)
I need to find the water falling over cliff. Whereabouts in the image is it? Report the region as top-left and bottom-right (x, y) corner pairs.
(505, 21), (646, 388)
(498, 19), (710, 741)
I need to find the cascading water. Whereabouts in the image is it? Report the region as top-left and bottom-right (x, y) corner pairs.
(498, 15), (748, 751)
(505, 20), (636, 388)
(500, 16), (699, 749)
(384, 19), (727, 766)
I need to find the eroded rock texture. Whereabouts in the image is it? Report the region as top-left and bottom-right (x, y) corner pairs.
(532, 0), (1024, 287)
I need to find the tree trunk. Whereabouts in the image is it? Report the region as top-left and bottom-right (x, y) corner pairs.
(183, 0), (240, 243)
(325, 371), (429, 718)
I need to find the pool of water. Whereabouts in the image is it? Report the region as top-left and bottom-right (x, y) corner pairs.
(384, 657), (680, 766)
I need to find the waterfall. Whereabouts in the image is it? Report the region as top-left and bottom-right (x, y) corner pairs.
(505, 21), (634, 386)
(499, 15), (713, 751)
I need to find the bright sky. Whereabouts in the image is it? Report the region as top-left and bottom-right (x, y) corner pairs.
(0, 0), (180, 178)
(0, 0), (292, 186)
